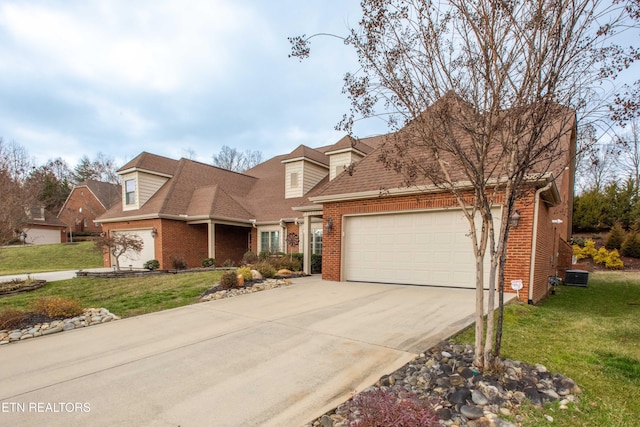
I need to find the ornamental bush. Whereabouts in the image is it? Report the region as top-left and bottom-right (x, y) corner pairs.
(621, 228), (640, 258)
(143, 259), (160, 270)
(242, 251), (259, 265)
(255, 261), (276, 279)
(581, 239), (598, 259)
(219, 271), (239, 290)
(0, 308), (27, 330)
(606, 249), (624, 269)
(30, 296), (83, 318)
(201, 258), (215, 268)
(593, 247), (609, 265)
(605, 223), (626, 250)
(236, 266), (253, 283)
(344, 389), (438, 427)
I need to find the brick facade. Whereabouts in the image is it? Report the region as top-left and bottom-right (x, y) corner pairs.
(321, 188), (570, 304)
(58, 187), (108, 234)
(214, 224), (251, 266)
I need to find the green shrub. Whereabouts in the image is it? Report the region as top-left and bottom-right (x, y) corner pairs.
(593, 247), (609, 265)
(143, 259), (160, 270)
(605, 223), (626, 250)
(219, 271), (238, 290)
(255, 261), (276, 279)
(290, 253), (304, 265)
(242, 251), (259, 265)
(311, 254), (322, 274)
(222, 259), (236, 267)
(30, 296), (83, 318)
(606, 249), (624, 269)
(237, 266), (253, 282)
(269, 256), (301, 272)
(621, 229), (640, 258)
(0, 307), (27, 330)
(201, 258), (215, 268)
(572, 236), (586, 247)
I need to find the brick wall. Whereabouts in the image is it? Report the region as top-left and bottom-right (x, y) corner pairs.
(158, 220), (208, 269)
(322, 189), (559, 303)
(214, 224), (251, 266)
(58, 188), (107, 233)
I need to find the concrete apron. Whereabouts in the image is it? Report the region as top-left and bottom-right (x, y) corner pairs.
(0, 277), (509, 427)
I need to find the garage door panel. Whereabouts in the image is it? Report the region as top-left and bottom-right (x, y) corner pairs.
(112, 229), (155, 269)
(344, 208), (501, 288)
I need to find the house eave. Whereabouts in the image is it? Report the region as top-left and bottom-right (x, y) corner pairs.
(281, 157), (329, 169)
(310, 173), (557, 204)
(118, 167), (173, 178)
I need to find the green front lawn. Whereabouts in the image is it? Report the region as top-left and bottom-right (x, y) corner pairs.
(455, 271), (640, 426)
(0, 242), (103, 275)
(0, 271), (223, 318)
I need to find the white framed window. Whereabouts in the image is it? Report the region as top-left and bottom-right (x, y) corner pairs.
(125, 179), (136, 205)
(312, 227), (322, 255)
(290, 172), (299, 188)
(260, 230), (280, 253)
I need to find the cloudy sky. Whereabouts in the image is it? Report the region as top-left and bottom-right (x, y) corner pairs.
(0, 0), (389, 168)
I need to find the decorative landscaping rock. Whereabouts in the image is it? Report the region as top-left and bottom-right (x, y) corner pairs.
(307, 340), (581, 427)
(199, 278), (293, 302)
(0, 308), (120, 346)
(276, 269), (292, 276)
(251, 270), (263, 280)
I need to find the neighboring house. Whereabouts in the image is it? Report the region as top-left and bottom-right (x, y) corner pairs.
(58, 180), (121, 236)
(23, 207), (67, 245)
(96, 100), (575, 304)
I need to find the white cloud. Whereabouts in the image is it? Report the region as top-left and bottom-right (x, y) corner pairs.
(0, 0), (264, 93)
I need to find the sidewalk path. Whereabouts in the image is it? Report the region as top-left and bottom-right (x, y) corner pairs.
(0, 268), (114, 283)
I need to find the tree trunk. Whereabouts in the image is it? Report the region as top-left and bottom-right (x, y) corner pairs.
(474, 254), (485, 368)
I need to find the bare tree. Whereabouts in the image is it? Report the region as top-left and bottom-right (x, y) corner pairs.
(94, 233), (144, 271)
(0, 139), (35, 248)
(291, 0), (637, 369)
(617, 119), (640, 193)
(211, 145), (263, 172)
(73, 153), (119, 185)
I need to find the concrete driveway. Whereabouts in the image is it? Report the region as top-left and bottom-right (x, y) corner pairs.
(0, 277), (485, 426)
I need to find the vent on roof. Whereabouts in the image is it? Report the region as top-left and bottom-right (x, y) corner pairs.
(564, 270), (589, 287)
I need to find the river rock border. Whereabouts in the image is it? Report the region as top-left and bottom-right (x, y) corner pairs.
(1, 278), (293, 346)
(308, 340), (582, 427)
(199, 278), (293, 302)
(0, 308), (120, 345)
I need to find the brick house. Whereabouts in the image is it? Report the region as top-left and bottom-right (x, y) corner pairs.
(58, 180), (121, 236)
(96, 101), (575, 304)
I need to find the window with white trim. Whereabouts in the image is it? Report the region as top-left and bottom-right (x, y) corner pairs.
(260, 230), (280, 253)
(290, 172), (299, 188)
(125, 179), (136, 205)
(312, 228), (322, 255)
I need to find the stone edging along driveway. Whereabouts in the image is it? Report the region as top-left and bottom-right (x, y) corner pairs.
(0, 278), (293, 345)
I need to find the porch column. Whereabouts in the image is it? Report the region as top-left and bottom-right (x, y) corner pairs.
(303, 213), (313, 274)
(208, 221), (215, 260)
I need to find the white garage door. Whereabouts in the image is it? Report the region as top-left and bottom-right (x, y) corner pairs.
(24, 227), (61, 245)
(111, 229), (155, 269)
(343, 208), (501, 288)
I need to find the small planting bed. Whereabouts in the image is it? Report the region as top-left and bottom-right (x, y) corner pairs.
(0, 280), (46, 297)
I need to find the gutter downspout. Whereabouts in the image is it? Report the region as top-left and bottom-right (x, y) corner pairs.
(528, 181), (554, 304)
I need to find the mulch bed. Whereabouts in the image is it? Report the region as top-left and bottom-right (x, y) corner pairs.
(0, 280), (47, 297)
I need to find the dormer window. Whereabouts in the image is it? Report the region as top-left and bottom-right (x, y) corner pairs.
(290, 172), (299, 188)
(125, 179), (136, 205)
